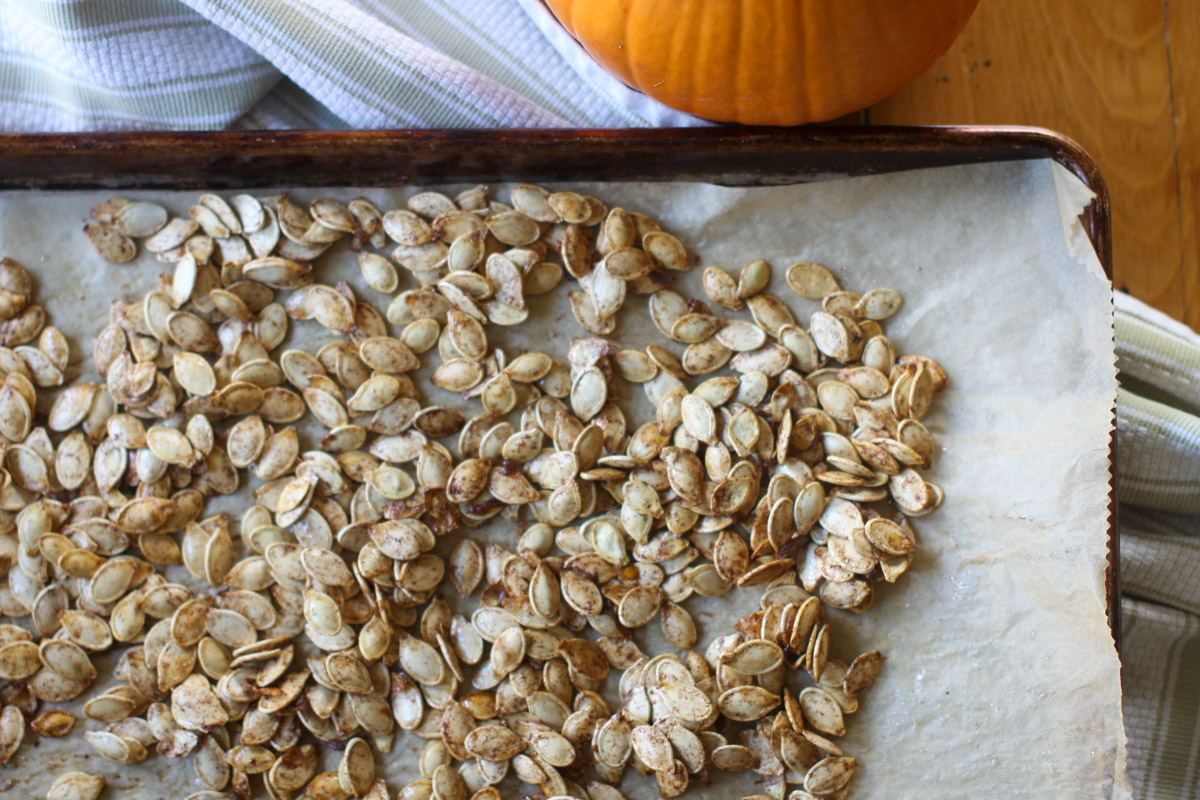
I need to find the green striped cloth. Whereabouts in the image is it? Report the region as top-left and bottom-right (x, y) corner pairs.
(2, 3), (1196, 797)
(1115, 291), (1200, 800)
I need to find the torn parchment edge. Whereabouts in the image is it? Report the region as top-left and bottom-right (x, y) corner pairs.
(1051, 163), (1131, 800)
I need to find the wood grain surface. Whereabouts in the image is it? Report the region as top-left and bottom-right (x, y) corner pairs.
(1168, 4), (1200, 327)
(871, 1), (1192, 325)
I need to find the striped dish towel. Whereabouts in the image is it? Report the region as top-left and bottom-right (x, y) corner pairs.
(1115, 291), (1200, 800)
(0, 0), (703, 130)
(1, 3), (1197, 798)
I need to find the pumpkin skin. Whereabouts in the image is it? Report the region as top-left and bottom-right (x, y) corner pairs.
(544, 0), (979, 125)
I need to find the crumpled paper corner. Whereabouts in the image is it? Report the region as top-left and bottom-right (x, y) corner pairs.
(1052, 162), (1108, 285)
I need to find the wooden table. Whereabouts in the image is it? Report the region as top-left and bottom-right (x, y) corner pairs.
(868, 1), (1196, 327)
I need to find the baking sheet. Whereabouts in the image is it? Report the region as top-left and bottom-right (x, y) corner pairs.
(0, 159), (1128, 799)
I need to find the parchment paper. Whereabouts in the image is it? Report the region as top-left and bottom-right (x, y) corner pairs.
(0, 159), (1128, 799)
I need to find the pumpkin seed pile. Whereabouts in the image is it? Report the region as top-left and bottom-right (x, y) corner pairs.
(2, 184), (945, 800)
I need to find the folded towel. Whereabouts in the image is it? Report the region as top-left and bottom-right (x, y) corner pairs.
(0, 0), (704, 130)
(1114, 291), (1200, 800)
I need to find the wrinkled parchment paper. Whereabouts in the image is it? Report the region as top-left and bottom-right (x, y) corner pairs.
(0, 159), (1128, 799)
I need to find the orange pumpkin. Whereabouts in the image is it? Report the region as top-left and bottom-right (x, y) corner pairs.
(543, 0), (979, 125)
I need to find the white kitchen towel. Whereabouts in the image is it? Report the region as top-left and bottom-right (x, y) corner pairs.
(0, 0), (704, 131)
